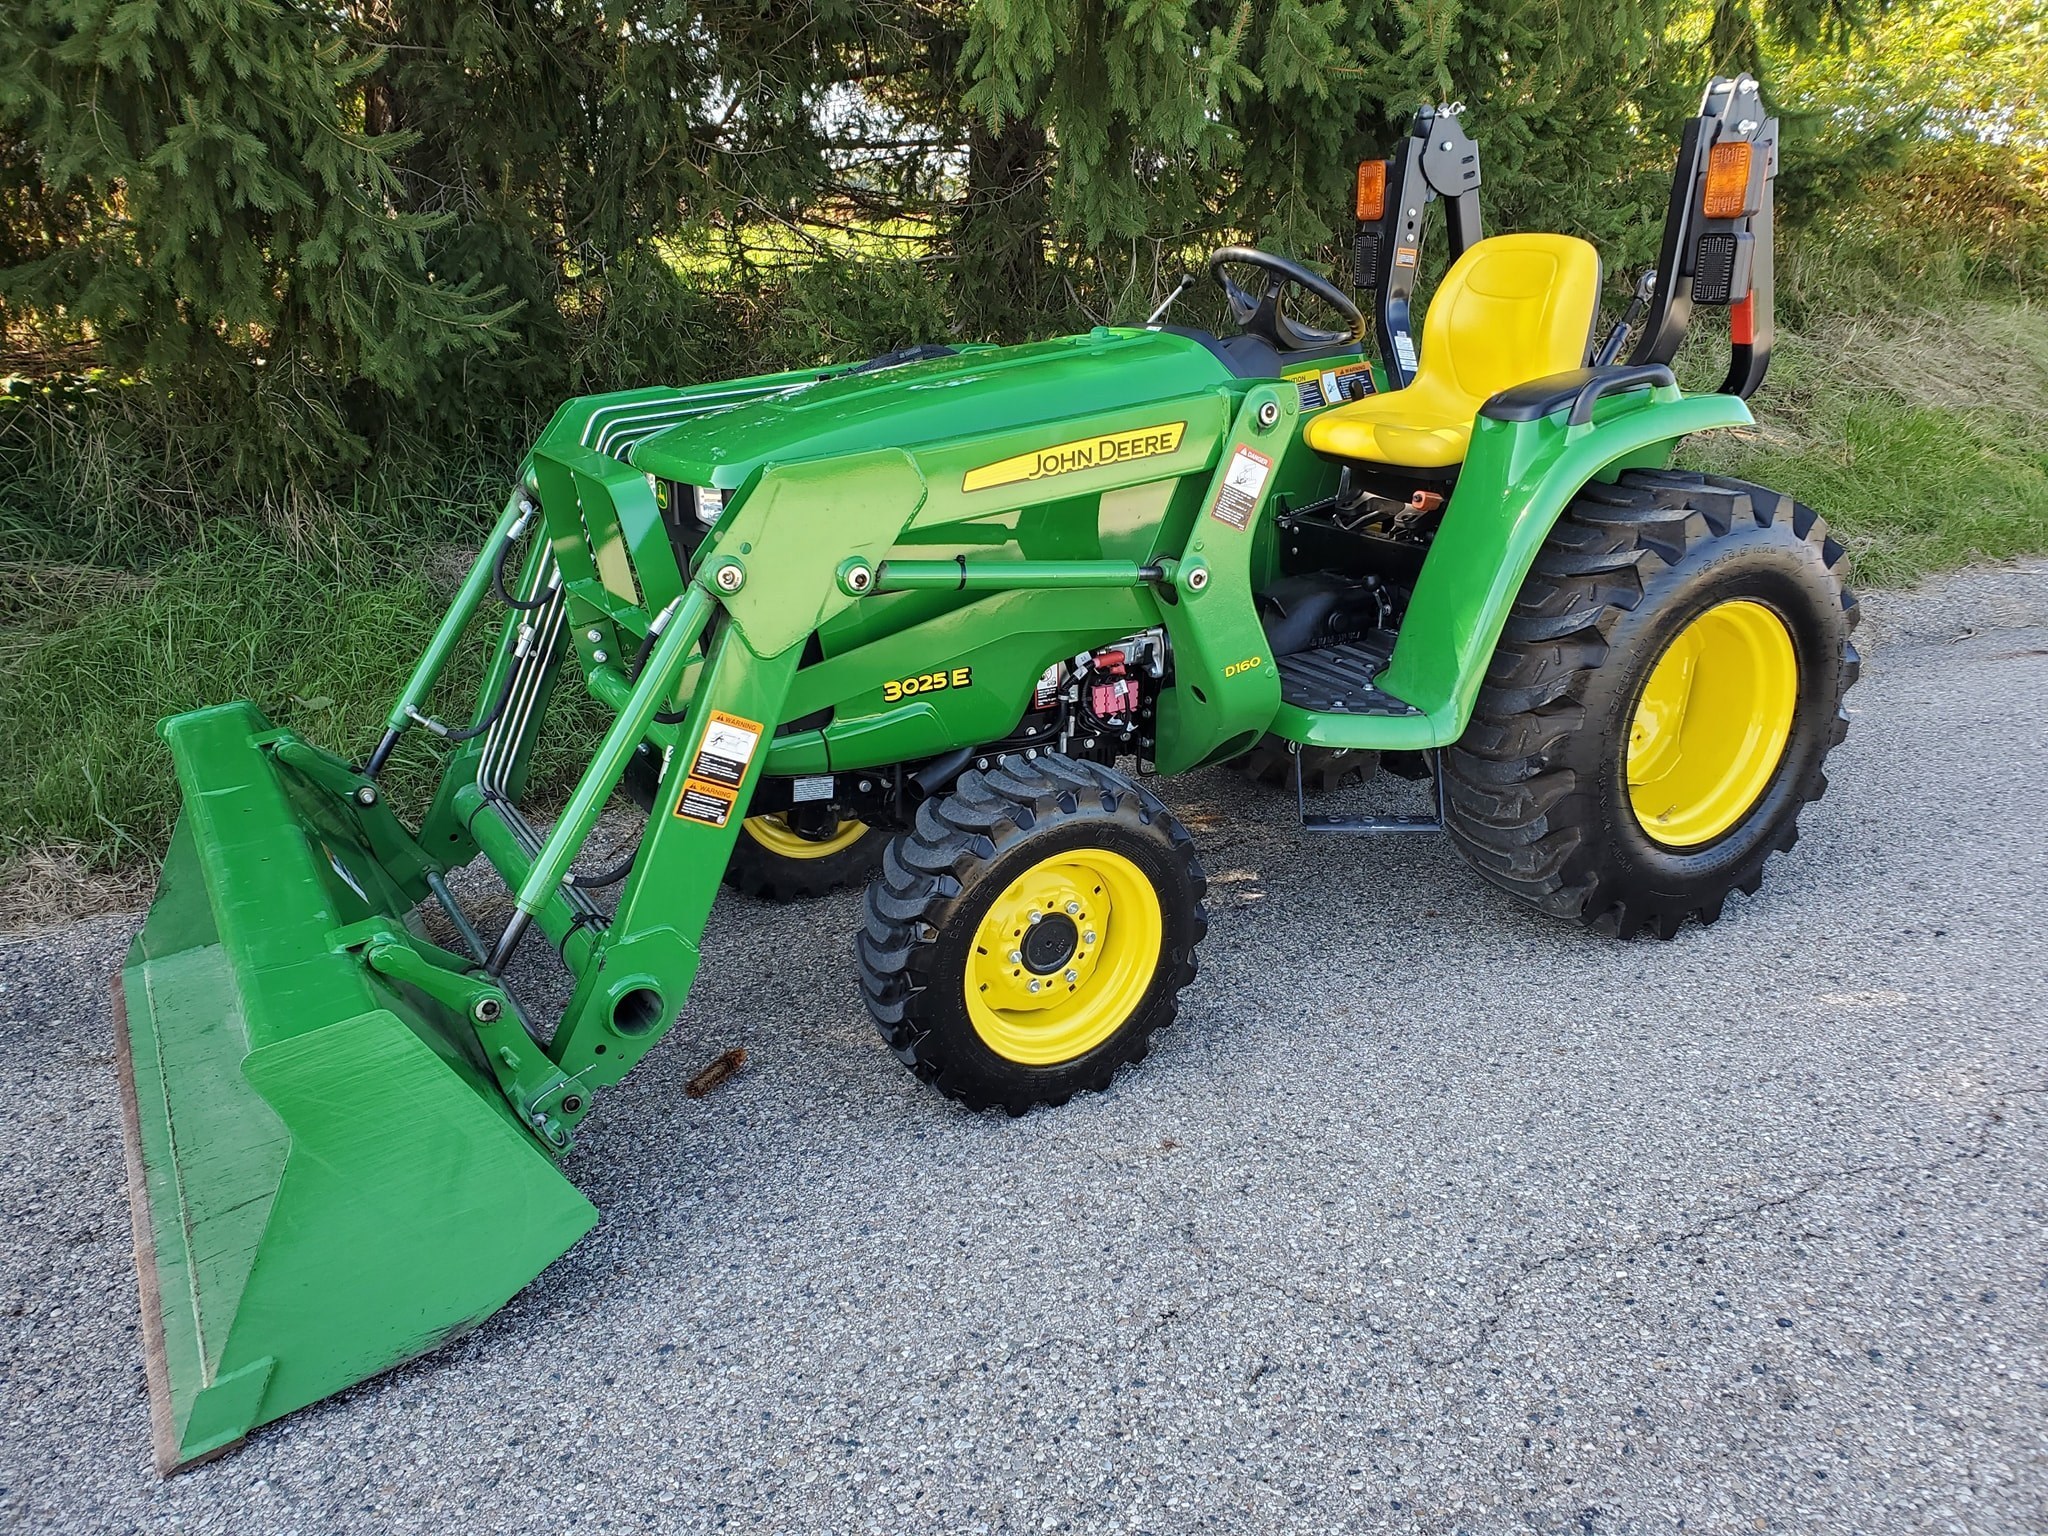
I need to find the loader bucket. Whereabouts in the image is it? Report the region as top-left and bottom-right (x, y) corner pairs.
(115, 702), (597, 1472)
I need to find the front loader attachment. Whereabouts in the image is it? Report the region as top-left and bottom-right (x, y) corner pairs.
(109, 377), (928, 1469)
(116, 702), (597, 1472)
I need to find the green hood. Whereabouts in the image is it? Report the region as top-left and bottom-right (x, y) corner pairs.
(627, 328), (1235, 489)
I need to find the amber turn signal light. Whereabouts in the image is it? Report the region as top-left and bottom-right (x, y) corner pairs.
(1701, 139), (1754, 220)
(1355, 160), (1387, 223)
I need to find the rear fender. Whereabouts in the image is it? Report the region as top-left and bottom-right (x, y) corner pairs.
(1372, 390), (1754, 742)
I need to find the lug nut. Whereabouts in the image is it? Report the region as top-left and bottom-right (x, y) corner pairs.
(1064, 901), (1081, 916)
(1027, 910), (1043, 926)
(1064, 969), (1079, 984)
(1008, 949), (1023, 963)
(1028, 979), (1042, 994)
(1083, 930), (1097, 945)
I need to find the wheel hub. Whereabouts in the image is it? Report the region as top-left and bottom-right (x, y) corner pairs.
(1627, 599), (1799, 848)
(1020, 912), (1080, 974)
(963, 850), (1164, 1065)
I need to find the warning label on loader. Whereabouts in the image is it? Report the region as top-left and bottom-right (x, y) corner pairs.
(1208, 446), (1272, 531)
(673, 710), (765, 825)
(675, 782), (739, 826)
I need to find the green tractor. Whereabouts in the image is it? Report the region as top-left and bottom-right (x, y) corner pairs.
(115, 76), (1855, 1470)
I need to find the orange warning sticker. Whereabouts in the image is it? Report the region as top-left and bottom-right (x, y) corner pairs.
(674, 710), (764, 822)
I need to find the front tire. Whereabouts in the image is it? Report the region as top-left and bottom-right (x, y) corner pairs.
(723, 811), (884, 902)
(1445, 469), (1859, 939)
(858, 755), (1207, 1113)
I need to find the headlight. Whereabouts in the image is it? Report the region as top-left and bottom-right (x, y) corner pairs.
(694, 486), (725, 527)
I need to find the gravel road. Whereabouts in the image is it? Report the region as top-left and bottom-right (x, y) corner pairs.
(3, 564), (2045, 1535)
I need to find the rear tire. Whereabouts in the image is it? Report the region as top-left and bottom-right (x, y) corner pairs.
(858, 755), (1206, 1114)
(1444, 469), (1859, 939)
(1230, 736), (1375, 794)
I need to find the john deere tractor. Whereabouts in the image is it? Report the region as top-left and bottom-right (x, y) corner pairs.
(115, 77), (1856, 1469)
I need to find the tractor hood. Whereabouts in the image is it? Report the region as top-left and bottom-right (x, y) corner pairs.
(627, 328), (1236, 489)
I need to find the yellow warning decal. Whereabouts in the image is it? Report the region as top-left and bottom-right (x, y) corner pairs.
(963, 423), (1187, 493)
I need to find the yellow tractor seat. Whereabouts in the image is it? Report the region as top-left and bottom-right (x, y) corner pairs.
(1305, 232), (1602, 470)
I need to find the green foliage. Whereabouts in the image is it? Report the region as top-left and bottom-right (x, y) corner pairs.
(1763, 0), (2048, 281)
(0, 0), (519, 478)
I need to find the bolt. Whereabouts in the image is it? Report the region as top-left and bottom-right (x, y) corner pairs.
(858, 779), (873, 793)
(976, 757), (989, 770)
(846, 564), (873, 593)
(562, 1095), (583, 1114)
(714, 563), (744, 593)
(1083, 930), (1097, 945)
(353, 785), (378, 807)
(586, 628), (603, 643)
(1186, 566), (1210, 592)
(1256, 400), (1280, 429)
(1028, 979), (1042, 994)
(592, 649), (608, 664)
(1065, 901), (1081, 916)
(471, 996), (503, 1024)
(1064, 969), (1079, 984)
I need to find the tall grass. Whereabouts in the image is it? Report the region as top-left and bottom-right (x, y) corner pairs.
(1677, 257), (2048, 586)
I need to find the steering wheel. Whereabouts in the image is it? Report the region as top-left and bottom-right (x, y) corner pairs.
(1207, 246), (1367, 352)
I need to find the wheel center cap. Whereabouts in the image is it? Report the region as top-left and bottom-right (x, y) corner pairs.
(1021, 913), (1080, 974)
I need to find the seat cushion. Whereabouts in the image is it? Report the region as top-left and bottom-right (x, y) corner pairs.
(1304, 232), (1602, 470)
(1302, 370), (1483, 468)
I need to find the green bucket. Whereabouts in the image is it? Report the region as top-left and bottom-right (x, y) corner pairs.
(115, 702), (596, 1471)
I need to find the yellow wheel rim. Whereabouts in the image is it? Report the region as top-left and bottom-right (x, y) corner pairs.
(1627, 599), (1799, 848)
(741, 813), (868, 860)
(963, 848), (1165, 1067)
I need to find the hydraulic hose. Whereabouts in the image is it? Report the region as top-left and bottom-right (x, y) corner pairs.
(492, 514), (551, 611)
(564, 844), (639, 890)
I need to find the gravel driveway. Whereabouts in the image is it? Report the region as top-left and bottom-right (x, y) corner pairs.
(3, 564), (2044, 1535)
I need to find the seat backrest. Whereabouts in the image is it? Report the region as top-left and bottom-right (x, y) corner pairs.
(1417, 233), (1602, 408)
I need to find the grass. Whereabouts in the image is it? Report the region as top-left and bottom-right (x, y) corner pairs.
(1677, 272), (2048, 586)
(0, 263), (2043, 900)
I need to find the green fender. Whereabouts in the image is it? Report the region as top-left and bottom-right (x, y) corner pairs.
(1272, 387), (1755, 752)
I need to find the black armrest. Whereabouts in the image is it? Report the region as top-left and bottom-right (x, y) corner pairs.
(1480, 364), (1677, 426)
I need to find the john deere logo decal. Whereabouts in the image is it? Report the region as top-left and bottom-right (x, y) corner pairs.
(963, 423), (1187, 492)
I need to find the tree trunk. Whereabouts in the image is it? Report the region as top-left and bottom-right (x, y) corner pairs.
(953, 117), (1050, 342)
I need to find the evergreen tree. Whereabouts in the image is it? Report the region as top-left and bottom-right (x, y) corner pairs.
(0, 2), (512, 419)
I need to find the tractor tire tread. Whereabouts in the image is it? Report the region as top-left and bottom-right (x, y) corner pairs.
(857, 755), (1207, 1115)
(1444, 468), (1859, 940)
